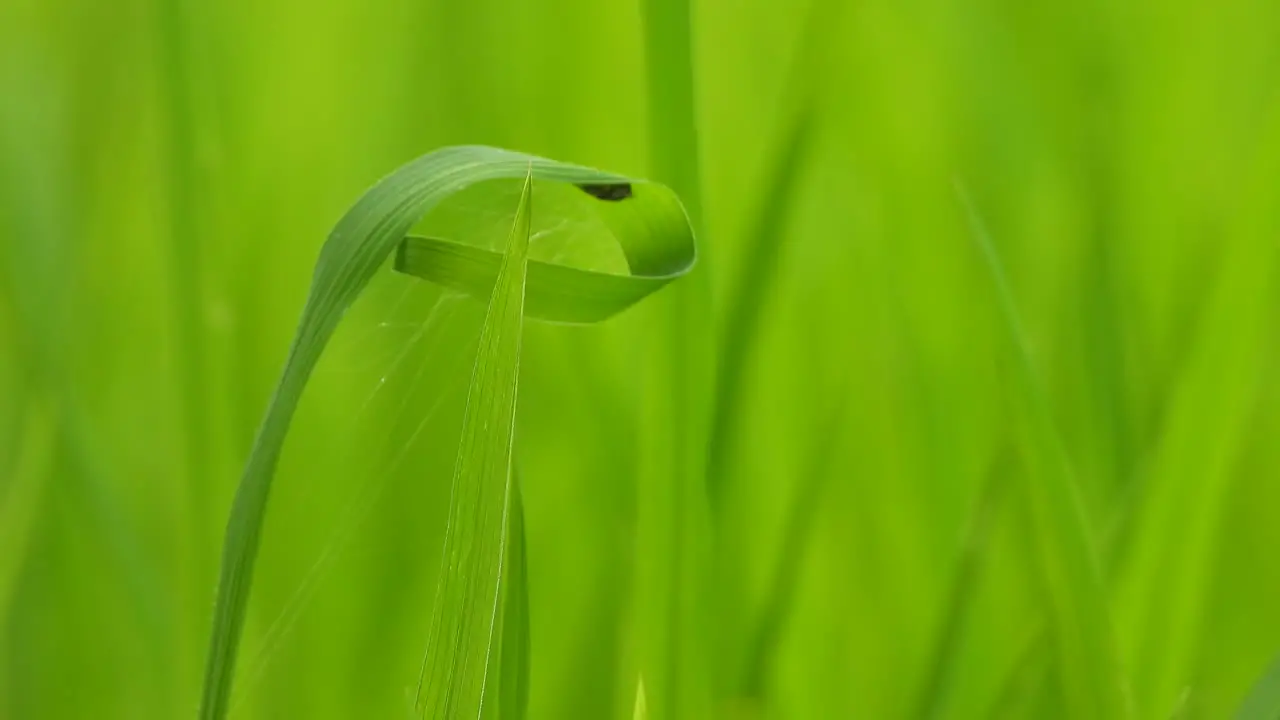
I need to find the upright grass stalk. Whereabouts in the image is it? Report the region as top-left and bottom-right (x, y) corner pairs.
(413, 169), (532, 719)
(957, 184), (1131, 719)
(737, 395), (847, 705)
(703, 106), (812, 503)
(1, 51), (176, 713)
(705, 0), (837, 503)
(691, 2), (844, 708)
(640, 0), (703, 229)
(0, 398), (56, 633)
(638, 0), (714, 715)
(706, 100), (816, 714)
(493, 477), (530, 720)
(1112, 100), (1280, 717)
(911, 462), (1006, 720)
(156, 0), (216, 697)
(1225, 113), (1280, 720)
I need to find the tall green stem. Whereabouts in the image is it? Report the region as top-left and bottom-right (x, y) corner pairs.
(639, 1), (713, 717)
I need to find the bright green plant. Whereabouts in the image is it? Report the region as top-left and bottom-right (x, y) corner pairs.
(198, 147), (695, 720)
(8, 0), (1280, 717)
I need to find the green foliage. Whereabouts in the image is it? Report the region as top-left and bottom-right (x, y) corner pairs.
(413, 168), (532, 720)
(959, 187), (1129, 719)
(196, 149), (693, 719)
(5, 0), (1280, 718)
(496, 479), (531, 720)
(1237, 654), (1280, 720)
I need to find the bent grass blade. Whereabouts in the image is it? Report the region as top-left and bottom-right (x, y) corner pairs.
(198, 147), (694, 720)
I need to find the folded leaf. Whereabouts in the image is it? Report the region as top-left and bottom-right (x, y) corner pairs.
(198, 146), (695, 720)
(394, 175), (693, 323)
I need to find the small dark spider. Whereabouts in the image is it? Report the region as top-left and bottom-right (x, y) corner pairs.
(577, 182), (633, 201)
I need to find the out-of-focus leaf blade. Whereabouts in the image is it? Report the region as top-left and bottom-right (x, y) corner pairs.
(957, 185), (1131, 720)
(198, 146), (695, 720)
(1236, 653), (1280, 720)
(706, 106), (813, 502)
(0, 397), (55, 621)
(913, 464), (1005, 720)
(633, 677), (648, 720)
(738, 392), (842, 702)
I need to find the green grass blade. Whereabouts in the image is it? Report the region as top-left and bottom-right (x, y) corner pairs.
(640, 0), (702, 230)
(478, 479), (527, 720)
(1236, 654), (1280, 720)
(737, 394), (843, 702)
(414, 168), (532, 719)
(0, 397), (56, 624)
(633, 677), (649, 720)
(705, 0), (838, 504)
(913, 465), (1006, 720)
(957, 184), (1130, 719)
(197, 147), (695, 720)
(491, 474), (527, 712)
(706, 107), (814, 502)
(639, 0), (714, 715)
(986, 630), (1051, 720)
(708, 95), (820, 711)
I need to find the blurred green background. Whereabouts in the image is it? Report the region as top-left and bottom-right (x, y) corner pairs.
(3, 0), (1280, 717)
